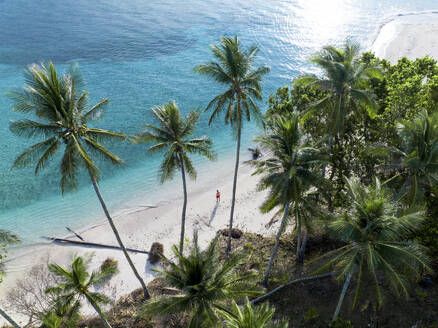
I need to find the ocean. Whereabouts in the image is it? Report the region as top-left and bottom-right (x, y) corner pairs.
(1, 0), (437, 246)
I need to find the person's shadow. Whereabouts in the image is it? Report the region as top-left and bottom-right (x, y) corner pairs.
(209, 203), (219, 226)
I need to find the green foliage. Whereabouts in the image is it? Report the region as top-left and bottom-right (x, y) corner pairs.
(135, 100), (215, 183)
(45, 255), (118, 328)
(0, 230), (19, 282)
(251, 113), (326, 214)
(266, 51), (438, 219)
(142, 232), (264, 327)
(330, 318), (353, 328)
(302, 307), (319, 322)
(295, 39), (382, 135)
(417, 193), (438, 258)
(370, 110), (438, 206)
(218, 297), (288, 328)
(195, 35), (270, 129)
(9, 62), (126, 193)
(314, 177), (430, 315)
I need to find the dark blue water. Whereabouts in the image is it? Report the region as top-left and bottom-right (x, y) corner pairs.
(1, 0), (437, 244)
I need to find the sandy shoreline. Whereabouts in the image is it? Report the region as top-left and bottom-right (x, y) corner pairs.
(0, 154), (277, 325)
(372, 18), (438, 63)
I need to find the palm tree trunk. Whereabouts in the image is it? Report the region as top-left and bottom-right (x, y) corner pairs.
(89, 174), (150, 300)
(262, 202), (291, 286)
(0, 307), (21, 328)
(87, 297), (112, 328)
(252, 272), (332, 304)
(332, 270), (353, 321)
(226, 121), (242, 255)
(298, 230), (308, 263)
(296, 211), (303, 264)
(179, 153), (188, 254)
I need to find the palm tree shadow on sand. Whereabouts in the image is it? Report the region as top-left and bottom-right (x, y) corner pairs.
(209, 203), (219, 226)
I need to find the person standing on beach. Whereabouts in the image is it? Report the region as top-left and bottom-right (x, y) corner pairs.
(216, 190), (221, 202)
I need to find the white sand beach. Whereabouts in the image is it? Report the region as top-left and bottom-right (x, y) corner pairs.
(372, 21), (438, 63)
(0, 155), (277, 325)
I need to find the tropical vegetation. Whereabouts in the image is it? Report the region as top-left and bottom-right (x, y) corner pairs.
(8, 62), (150, 299)
(45, 255), (118, 328)
(135, 101), (215, 253)
(249, 113), (325, 285)
(142, 232), (263, 327)
(1, 37), (438, 328)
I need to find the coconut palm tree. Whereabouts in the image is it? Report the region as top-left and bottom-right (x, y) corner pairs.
(295, 40), (382, 186)
(46, 255), (118, 328)
(250, 113), (325, 285)
(295, 39), (382, 136)
(142, 232), (263, 327)
(217, 297), (288, 328)
(0, 230), (21, 328)
(135, 101), (215, 253)
(370, 110), (438, 206)
(8, 62), (150, 299)
(195, 36), (270, 255)
(313, 177), (430, 321)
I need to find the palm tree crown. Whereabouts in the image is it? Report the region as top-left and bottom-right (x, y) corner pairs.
(9, 62), (125, 192)
(218, 297), (288, 328)
(136, 101), (215, 183)
(195, 36), (270, 127)
(143, 232), (263, 327)
(252, 114), (324, 212)
(46, 255), (118, 328)
(315, 177), (430, 320)
(375, 110), (438, 205)
(296, 39), (382, 135)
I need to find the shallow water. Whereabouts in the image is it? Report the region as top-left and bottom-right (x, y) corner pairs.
(1, 0), (437, 246)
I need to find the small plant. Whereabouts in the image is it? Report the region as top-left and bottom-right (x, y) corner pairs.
(330, 318), (353, 328)
(415, 287), (428, 302)
(303, 307), (319, 322)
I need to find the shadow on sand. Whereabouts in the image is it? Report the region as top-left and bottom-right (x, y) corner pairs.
(209, 203), (219, 225)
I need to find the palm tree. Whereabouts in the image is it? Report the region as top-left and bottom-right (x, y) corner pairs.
(217, 297), (288, 328)
(142, 232), (263, 327)
(135, 101), (215, 253)
(370, 110), (438, 206)
(0, 230), (21, 328)
(250, 113), (325, 285)
(295, 39), (382, 136)
(295, 40), (382, 186)
(313, 177), (430, 321)
(9, 62), (150, 299)
(195, 36), (270, 254)
(46, 255), (118, 328)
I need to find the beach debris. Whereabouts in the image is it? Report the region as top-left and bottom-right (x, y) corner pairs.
(219, 228), (243, 239)
(66, 227), (84, 241)
(42, 236), (149, 254)
(148, 242), (164, 264)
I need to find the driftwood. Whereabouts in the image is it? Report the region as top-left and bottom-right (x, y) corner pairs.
(66, 227), (84, 241)
(251, 272), (333, 304)
(42, 237), (149, 254)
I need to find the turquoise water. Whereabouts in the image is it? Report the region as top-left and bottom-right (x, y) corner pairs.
(1, 0), (438, 246)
